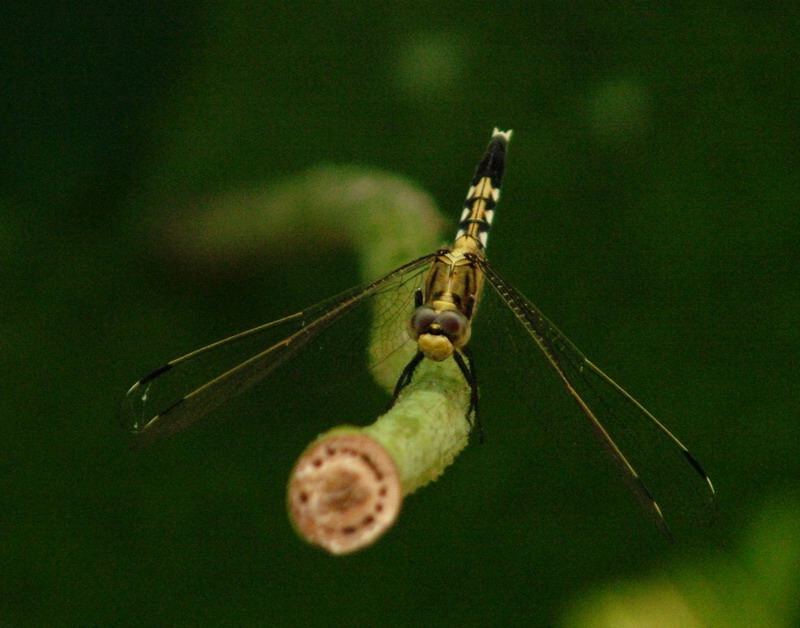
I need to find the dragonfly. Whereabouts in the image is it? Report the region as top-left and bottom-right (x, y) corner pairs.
(124, 129), (716, 539)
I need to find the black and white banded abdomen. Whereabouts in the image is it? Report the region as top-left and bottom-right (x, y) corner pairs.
(454, 128), (511, 251)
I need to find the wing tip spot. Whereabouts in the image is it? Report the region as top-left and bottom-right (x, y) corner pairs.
(138, 363), (173, 386)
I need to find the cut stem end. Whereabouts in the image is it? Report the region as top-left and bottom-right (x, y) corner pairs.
(287, 431), (402, 555)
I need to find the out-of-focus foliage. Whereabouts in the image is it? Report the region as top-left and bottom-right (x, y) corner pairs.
(562, 493), (800, 627)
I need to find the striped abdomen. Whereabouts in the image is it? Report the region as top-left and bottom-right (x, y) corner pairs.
(453, 128), (511, 252)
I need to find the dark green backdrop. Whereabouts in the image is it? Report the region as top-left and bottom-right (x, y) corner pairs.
(2, 3), (798, 626)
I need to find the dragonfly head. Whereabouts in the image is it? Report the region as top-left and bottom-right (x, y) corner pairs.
(408, 306), (471, 362)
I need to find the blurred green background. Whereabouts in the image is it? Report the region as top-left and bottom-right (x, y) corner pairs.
(2, 3), (798, 626)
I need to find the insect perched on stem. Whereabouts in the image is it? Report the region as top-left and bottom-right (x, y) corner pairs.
(124, 129), (716, 539)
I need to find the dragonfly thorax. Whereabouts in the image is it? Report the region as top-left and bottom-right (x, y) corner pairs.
(408, 305), (471, 361)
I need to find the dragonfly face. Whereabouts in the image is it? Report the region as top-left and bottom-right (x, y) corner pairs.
(124, 128), (716, 540)
(408, 303), (471, 361)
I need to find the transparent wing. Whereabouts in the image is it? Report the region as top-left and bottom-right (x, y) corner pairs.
(123, 253), (435, 449)
(476, 257), (716, 539)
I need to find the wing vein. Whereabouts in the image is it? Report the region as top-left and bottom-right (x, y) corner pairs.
(126, 252), (436, 447)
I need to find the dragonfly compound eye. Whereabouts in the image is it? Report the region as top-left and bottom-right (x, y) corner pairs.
(436, 310), (470, 347)
(408, 307), (438, 340)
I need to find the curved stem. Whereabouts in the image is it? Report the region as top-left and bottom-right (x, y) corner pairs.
(174, 165), (473, 553)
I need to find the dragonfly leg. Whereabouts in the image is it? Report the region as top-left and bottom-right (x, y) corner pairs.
(391, 350), (425, 407)
(391, 347), (482, 443)
(454, 349), (483, 443)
